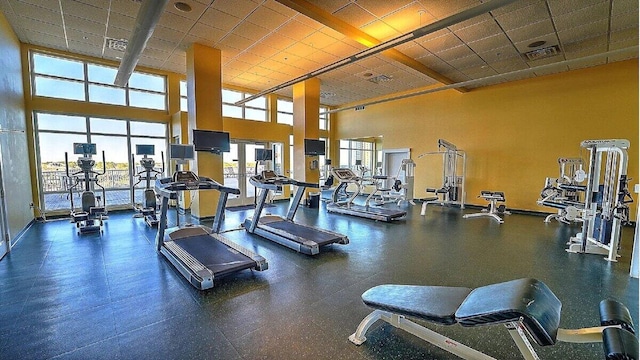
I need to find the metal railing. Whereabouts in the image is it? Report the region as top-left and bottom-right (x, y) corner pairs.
(41, 169), (132, 192)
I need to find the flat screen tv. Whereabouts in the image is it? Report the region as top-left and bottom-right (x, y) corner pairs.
(193, 130), (231, 153)
(304, 139), (325, 156)
(136, 144), (155, 156)
(169, 144), (195, 160)
(73, 143), (97, 155)
(255, 148), (273, 161)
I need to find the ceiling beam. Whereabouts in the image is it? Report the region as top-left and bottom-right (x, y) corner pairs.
(237, 0), (519, 105)
(275, 0), (467, 92)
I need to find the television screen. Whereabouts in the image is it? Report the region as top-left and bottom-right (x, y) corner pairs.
(169, 144), (195, 160)
(304, 139), (326, 156)
(136, 144), (155, 156)
(255, 148), (273, 161)
(73, 143), (97, 155)
(193, 130), (231, 153)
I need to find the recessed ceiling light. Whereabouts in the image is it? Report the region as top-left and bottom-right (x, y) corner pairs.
(528, 40), (546, 48)
(174, 2), (192, 12)
(362, 72), (374, 77)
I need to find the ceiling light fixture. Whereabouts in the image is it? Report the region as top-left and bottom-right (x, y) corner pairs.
(174, 2), (192, 12)
(528, 40), (547, 48)
(235, 0), (519, 105)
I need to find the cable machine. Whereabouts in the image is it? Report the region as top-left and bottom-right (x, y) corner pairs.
(567, 139), (633, 262)
(537, 157), (586, 223)
(418, 139), (466, 216)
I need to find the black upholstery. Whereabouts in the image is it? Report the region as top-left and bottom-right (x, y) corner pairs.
(455, 278), (562, 347)
(600, 299), (636, 334)
(361, 285), (471, 325)
(602, 327), (639, 360)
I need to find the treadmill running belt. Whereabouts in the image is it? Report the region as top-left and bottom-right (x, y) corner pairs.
(348, 204), (405, 217)
(262, 220), (341, 246)
(175, 235), (257, 276)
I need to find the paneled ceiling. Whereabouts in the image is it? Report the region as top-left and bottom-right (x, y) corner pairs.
(0, 0), (637, 106)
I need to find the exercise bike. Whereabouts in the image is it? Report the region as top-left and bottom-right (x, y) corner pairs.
(132, 144), (164, 227)
(65, 143), (107, 235)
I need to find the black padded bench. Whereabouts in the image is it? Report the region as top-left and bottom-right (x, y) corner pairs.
(350, 278), (638, 360)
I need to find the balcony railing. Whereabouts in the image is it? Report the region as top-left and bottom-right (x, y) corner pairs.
(41, 169), (132, 192)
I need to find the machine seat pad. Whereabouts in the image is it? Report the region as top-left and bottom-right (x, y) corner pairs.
(455, 278), (561, 347)
(362, 285), (472, 325)
(540, 201), (569, 210)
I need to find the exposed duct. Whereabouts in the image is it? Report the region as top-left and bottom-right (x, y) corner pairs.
(235, 0), (520, 105)
(114, 0), (170, 87)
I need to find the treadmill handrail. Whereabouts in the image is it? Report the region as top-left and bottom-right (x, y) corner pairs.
(155, 177), (240, 198)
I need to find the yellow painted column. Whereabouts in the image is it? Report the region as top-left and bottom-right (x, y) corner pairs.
(292, 78), (320, 193)
(186, 43), (223, 219)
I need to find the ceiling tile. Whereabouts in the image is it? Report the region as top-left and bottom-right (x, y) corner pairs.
(505, 19), (555, 44)
(188, 23), (226, 44)
(165, 0), (208, 20)
(200, 8), (242, 32)
(610, 12), (639, 32)
(360, 20), (400, 41)
(381, 3), (435, 34)
(568, 57), (606, 71)
(447, 13), (494, 32)
(512, 33), (560, 53)
(67, 40), (102, 57)
(355, 0), (414, 18)
(152, 25), (187, 44)
(557, 18), (608, 45)
(11, 0), (59, 12)
(548, 0), (607, 17)
(218, 33), (255, 51)
(28, 31), (67, 49)
(419, 0), (480, 19)
(158, 11), (196, 33)
(478, 45), (521, 62)
(302, 0), (351, 14)
(9, 1), (61, 24)
(65, 15), (105, 36)
(107, 13), (135, 31)
(60, 0), (108, 25)
(553, 2), (610, 31)
(232, 21), (271, 42)
(609, 27), (639, 44)
(278, 19), (316, 40)
(447, 54), (486, 69)
(18, 17), (65, 38)
(246, 42), (281, 59)
(436, 44), (475, 60)
(467, 32), (513, 53)
(495, 2), (550, 31)
(533, 64), (569, 77)
(419, 31), (464, 52)
(490, 57), (528, 73)
(489, 0), (544, 17)
(260, 32), (297, 51)
(299, 31), (339, 50)
(611, 0), (639, 15)
(454, 19), (503, 43)
(212, 0), (260, 19)
(246, 5), (290, 29)
(109, 0), (140, 17)
(333, 3), (376, 28)
(105, 26), (130, 41)
(65, 27), (102, 45)
(564, 41), (607, 60)
(283, 42), (316, 58)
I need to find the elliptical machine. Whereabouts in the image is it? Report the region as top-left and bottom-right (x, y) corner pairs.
(132, 144), (164, 227)
(65, 143), (107, 235)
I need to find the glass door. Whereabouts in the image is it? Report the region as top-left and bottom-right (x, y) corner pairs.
(223, 141), (266, 207)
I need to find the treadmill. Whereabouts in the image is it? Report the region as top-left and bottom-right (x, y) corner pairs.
(243, 170), (349, 255)
(327, 168), (406, 222)
(155, 170), (268, 290)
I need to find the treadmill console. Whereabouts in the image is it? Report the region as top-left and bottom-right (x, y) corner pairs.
(333, 168), (357, 181)
(172, 170), (200, 190)
(261, 170), (289, 183)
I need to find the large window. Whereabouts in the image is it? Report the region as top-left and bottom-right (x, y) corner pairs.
(180, 80), (188, 112)
(35, 112), (167, 213)
(32, 52), (167, 110)
(222, 89), (267, 121)
(339, 139), (374, 177)
(319, 106), (329, 130)
(277, 99), (293, 125)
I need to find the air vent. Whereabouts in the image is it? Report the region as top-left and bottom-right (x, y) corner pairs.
(368, 74), (393, 84)
(320, 91), (336, 98)
(106, 38), (128, 52)
(355, 106), (365, 111)
(523, 45), (561, 61)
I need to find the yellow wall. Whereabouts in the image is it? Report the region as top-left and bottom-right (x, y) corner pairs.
(0, 11), (33, 242)
(335, 60), (639, 217)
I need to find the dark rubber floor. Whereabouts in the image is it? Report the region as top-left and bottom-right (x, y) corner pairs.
(0, 201), (637, 359)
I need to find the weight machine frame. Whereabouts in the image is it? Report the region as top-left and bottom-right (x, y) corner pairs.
(418, 139), (466, 216)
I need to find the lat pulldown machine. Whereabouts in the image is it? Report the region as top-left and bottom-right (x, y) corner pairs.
(419, 139), (466, 216)
(537, 157), (586, 224)
(567, 139), (633, 262)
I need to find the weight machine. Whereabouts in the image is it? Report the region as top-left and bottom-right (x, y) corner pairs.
(418, 139), (466, 216)
(567, 139), (633, 262)
(132, 144), (165, 227)
(537, 157), (586, 224)
(64, 143), (107, 235)
(365, 159), (416, 206)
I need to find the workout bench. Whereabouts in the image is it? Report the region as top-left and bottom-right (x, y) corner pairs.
(350, 278), (638, 360)
(463, 190), (510, 224)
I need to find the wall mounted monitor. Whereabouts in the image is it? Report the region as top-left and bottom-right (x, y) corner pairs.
(255, 148), (273, 161)
(169, 144), (195, 160)
(193, 129), (231, 153)
(73, 143), (97, 155)
(136, 144), (155, 156)
(304, 139), (326, 156)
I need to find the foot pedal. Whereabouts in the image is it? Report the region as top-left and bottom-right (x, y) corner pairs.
(600, 299), (635, 334)
(602, 327), (639, 360)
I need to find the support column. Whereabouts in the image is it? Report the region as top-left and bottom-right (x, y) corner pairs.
(292, 78), (320, 196)
(186, 43), (223, 219)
